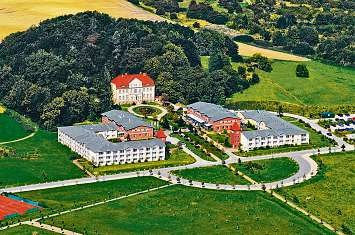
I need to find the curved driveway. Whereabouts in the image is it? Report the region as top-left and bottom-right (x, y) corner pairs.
(0, 112), (353, 194)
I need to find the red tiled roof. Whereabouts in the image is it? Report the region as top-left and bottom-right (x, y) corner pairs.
(155, 129), (167, 139)
(231, 122), (241, 131)
(111, 73), (154, 88)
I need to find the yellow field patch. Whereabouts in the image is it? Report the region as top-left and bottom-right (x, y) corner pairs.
(0, 105), (6, 113)
(237, 42), (310, 62)
(0, 0), (165, 40)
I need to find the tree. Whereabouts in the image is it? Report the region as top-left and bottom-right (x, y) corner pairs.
(341, 144), (345, 151)
(296, 64), (309, 78)
(250, 73), (260, 84)
(192, 22), (200, 28)
(278, 105), (283, 117)
(208, 52), (231, 72)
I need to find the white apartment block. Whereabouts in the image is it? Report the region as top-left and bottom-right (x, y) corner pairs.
(238, 110), (309, 151)
(58, 112), (165, 167)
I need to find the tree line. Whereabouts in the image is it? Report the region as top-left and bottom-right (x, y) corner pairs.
(134, 0), (354, 67)
(0, 11), (254, 129)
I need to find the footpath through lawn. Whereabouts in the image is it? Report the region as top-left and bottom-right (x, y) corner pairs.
(41, 185), (332, 235)
(278, 151), (355, 233)
(0, 130), (85, 187)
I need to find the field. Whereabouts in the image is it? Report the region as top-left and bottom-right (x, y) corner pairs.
(278, 151), (355, 232)
(236, 42), (309, 62)
(79, 148), (196, 175)
(0, 0), (164, 40)
(0, 130), (84, 187)
(1, 225), (56, 235)
(230, 60), (355, 106)
(0, 113), (30, 142)
(41, 185), (332, 234)
(174, 165), (249, 185)
(234, 158), (299, 183)
(18, 177), (168, 211)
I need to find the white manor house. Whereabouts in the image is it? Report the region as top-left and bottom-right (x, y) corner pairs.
(58, 110), (165, 166)
(111, 73), (155, 105)
(237, 110), (309, 151)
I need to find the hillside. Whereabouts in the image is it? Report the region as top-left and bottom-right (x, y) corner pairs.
(0, 11), (252, 128)
(230, 60), (355, 106)
(136, 0), (354, 66)
(0, 0), (164, 40)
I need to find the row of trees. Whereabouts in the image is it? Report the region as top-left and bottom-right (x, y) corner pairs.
(0, 12), (253, 129)
(144, 0), (353, 66)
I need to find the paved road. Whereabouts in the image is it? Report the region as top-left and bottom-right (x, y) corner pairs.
(0, 112), (352, 194)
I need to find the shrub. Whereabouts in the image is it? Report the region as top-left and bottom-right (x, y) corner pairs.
(296, 64), (309, 78)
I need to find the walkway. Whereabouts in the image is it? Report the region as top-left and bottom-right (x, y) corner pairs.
(23, 221), (82, 235)
(0, 129), (37, 145)
(128, 104), (168, 120)
(0, 184), (173, 233)
(1, 112), (351, 194)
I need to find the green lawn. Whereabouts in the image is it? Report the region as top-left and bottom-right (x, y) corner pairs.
(171, 134), (217, 161)
(0, 130), (84, 187)
(207, 132), (231, 147)
(80, 148), (196, 175)
(0, 113), (30, 142)
(174, 165), (249, 185)
(41, 185), (332, 234)
(234, 158), (299, 183)
(0, 177), (168, 228)
(132, 105), (162, 118)
(18, 177), (168, 211)
(278, 151), (355, 233)
(0, 225), (57, 235)
(184, 132), (229, 160)
(230, 60), (355, 106)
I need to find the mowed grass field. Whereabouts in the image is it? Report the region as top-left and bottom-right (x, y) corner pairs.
(0, 113), (30, 142)
(1, 225), (57, 235)
(279, 151), (355, 232)
(230, 60), (355, 106)
(234, 158), (299, 183)
(0, 0), (164, 40)
(0, 129), (84, 187)
(41, 185), (332, 234)
(174, 165), (249, 185)
(18, 177), (168, 210)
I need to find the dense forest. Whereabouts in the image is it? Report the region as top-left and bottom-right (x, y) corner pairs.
(0, 11), (254, 128)
(136, 0), (354, 66)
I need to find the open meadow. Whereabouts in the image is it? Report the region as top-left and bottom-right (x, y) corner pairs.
(41, 184), (332, 234)
(0, 113), (30, 142)
(0, 128), (84, 187)
(1, 225), (57, 235)
(234, 158), (299, 183)
(278, 151), (355, 232)
(174, 165), (249, 185)
(230, 60), (355, 106)
(0, 0), (164, 40)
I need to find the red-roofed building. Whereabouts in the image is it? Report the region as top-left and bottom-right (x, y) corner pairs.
(111, 73), (155, 104)
(229, 122), (241, 149)
(155, 129), (167, 142)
